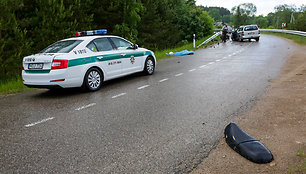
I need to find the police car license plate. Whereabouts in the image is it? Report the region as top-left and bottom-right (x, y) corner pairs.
(28, 63), (43, 69)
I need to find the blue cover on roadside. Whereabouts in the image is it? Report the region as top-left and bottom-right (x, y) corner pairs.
(166, 50), (195, 56)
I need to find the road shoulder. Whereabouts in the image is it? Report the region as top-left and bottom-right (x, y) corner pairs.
(191, 41), (306, 174)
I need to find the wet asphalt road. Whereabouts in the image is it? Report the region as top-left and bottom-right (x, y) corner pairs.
(0, 35), (295, 173)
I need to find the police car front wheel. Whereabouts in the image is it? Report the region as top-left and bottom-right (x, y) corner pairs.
(144, 57), (155, 75)
(84, 68), (103, 91)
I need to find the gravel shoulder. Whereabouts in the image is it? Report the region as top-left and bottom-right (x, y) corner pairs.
(191, 39), (306, 174)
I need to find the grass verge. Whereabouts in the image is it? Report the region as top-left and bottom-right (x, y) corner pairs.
(262, 31), (306, 45)
(0, 78), (33, 95)
(0, 33), (220, 95)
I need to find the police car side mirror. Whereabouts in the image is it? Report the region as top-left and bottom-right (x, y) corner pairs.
(132, 44), (138, 49)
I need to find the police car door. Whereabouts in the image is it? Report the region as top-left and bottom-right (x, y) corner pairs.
(109, 37), (142, 75)
(87, 38), (121, 79)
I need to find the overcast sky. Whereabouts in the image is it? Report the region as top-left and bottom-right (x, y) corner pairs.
(196, 0), (305, 16)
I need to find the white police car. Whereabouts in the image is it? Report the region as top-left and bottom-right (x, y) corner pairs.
(22, 29), (156, 91)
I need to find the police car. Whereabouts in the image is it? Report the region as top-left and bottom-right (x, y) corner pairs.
(22, 29), (156, 91)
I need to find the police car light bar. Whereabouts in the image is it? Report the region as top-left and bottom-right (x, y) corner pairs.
(75, 29), (107, 37)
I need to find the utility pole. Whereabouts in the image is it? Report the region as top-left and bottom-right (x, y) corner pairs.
(276, 16), (279, 29)
(290, 13), (295, 24)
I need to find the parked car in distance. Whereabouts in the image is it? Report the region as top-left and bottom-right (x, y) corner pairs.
(232, 25), (260, 42)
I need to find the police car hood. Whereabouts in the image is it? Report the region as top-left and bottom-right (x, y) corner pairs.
(23, 53), (65, 63)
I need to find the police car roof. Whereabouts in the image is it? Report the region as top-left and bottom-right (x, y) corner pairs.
(62, 35), (122, 41)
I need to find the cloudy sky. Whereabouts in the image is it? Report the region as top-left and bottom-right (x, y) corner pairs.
(196, 0), (305, 16)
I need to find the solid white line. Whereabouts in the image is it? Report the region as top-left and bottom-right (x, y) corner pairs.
(75, 103), (96, 111)
(159, 78), (169, 83)
(25, 117), (54, 127)
(175, 73), (184, 77)
(137, 85), (150, 90)
(189, 69), (196, 72)
(112, 93), (126, 99)
(199, 65), (207, 68)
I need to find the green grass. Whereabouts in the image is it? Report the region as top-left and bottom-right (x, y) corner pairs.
(262, 31), (306, 45)
(0, 33), (220, 95)
(287, 145), (306, 174)
(154, 34), (220, 61)
(0, 78), (32, 95)
(297, 146), (306, 157)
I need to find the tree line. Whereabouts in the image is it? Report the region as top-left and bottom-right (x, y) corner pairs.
(205, 3), (305, 30)
(0, 0), (214, 80)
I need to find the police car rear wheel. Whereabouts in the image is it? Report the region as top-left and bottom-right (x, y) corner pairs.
(84, 68), (103, 91)
(144, 57), (155, 75)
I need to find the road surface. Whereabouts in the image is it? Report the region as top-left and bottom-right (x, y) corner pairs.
(0, 35), (296, 173)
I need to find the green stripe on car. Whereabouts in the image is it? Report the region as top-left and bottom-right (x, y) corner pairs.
(68, 51), (152, 67)
(24, 51), (153, 73)
(25, 70), (51, 73)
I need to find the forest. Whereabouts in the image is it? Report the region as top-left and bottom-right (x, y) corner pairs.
(0, 0), (215, 80)
(0, 0), (305, 81)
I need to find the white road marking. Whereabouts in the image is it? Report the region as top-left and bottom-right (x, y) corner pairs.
(75, 103), (96, 111)
(25, 117), (54, 128)
(138, 85), (150, 90)
(189, 69), (196, 72)
(208, 62), (214, 65)
(228, 55), (232, 57)
(112, 93), (126, 99)
(159, 78), (169, 83)
(216, 59), (221, 62)
(175, 73), (184, 77)
(199, 65), (207, 68)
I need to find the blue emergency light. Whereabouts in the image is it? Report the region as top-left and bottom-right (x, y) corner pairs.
(75, 29), (107, 37)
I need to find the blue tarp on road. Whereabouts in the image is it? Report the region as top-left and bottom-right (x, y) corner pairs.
(166, 50), (195, 56)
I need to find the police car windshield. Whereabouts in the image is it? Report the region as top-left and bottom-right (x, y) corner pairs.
(40, 40), (83, 53)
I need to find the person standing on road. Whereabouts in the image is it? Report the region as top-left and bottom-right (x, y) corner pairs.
(222, 24), (228, 32)
(222, 24), (229, 42)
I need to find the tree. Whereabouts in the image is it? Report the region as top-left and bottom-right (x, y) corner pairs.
(233, 6), (242, 27)
(239, 3), (257, 16)
(295, 11), (306, 31)
(273, 4), (297, 29)
(0, 0), (31, 80)
(172, 1), (213, 41)
(208, 8), (221, 22)
(137, 0), (181, 50)
(255, 15), (268, 28)
(232, 3), (257, 26)
(113, 0), (144, 42)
